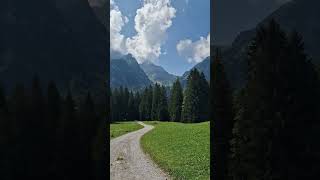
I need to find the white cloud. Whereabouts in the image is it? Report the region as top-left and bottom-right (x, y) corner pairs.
(126, 0), (176, 63)
(177, 34), (210, 63)
(110, 0), (128, 56)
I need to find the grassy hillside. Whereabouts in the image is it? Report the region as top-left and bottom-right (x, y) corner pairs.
(141, 121), (210, 179)
(110, 122), (144, 139)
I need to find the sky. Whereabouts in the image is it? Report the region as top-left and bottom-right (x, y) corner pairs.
(213, 0), (291, 45)
(110, 0), (210, 76)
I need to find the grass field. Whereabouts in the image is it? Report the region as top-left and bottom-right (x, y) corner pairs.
(141, 121), (210, 180)
(110, 121), (144, 139)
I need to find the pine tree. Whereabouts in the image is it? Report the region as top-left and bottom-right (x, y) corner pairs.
(0, 84), (11, 179)
(199, 72), (210, 121)
(181, 69), (201, 122)
(157, 86), (169, 121)
(169, 79), (183, 122)
(211, 49), (234, 180)
(134, 92), (141, 120)
(139, 87), (148, 121)
(46, 81), (61, 176)
(229, 20), (320, 179)
(123, 87), (130, 120)
(146, 85), (153, 120)
(127, 91), (135, 120)
(47, 81), (61, 129)
(151, 84), (161, 120)
(78, 92), (98, 179)
(111, 88), (120, 121)
(60, 90), (78, 179)
(9, 83), (29, 178)
(91, 120), (107, 180)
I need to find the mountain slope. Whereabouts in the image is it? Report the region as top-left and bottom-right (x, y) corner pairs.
(111, 55), (152, 90)
(140, 62), (177, 86)
(181, 57), (210, 87)
(222, 0), (320, 89)
(0, 0), (107, 102)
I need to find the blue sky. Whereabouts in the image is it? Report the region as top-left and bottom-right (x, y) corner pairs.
(110, 0), (210, 76)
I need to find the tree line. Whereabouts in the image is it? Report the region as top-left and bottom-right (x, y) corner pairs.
(110, 68), (209, 123)
(212, 20), (320, 180)
(0, 76), (106, 180)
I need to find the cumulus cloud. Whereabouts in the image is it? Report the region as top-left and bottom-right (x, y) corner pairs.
(177, 34), (210, 63)
(110, 0), (128, 56)
(126, 0), (176, 63)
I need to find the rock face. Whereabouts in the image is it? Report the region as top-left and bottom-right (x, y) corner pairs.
(111, 55), (152, 90)
(140, 62), (177, 87)
(221, 0), (320, 89)
(0, 0), (108, 101)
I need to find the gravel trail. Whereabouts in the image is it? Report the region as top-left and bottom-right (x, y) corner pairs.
(110, 121), (170, 180)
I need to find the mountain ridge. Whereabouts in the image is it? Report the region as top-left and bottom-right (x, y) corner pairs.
(221, 0), (320, 89)
(140, 62), (177, 86)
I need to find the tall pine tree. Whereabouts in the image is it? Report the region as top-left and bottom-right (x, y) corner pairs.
(181, 69), (202, 122)
(169, 79), (183, 122)
(229, 20), (320, 179)
(151, 84), (161, 120)
(157, 86), (169, 121)
(211, 49), (234, 180)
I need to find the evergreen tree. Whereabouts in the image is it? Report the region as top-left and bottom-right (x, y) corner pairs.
(111, 88), (119, 121)
(151, 84), (161, 120)
(46, 81), (61, 177)
(199, 72), (210, 121)
(181, 69), (201, 122)
(123, 87), (130, 120)
(28, 75), (48, 177)
(9, 83), (29, 178)
(91, 120), (107, 180)
(47, 81), (61, 129)
(60, 90), (78, 179)
(146, 85), (153, 120)
(134, 92), (141, 120)
(139, 87), (148, 121)
(127, 91), (135, 120)
(157, 86), (169, 121)
(211, 49), (234, 180)
(0, 84), (11, 179)
(78, 92), (98, 179)
(229, 20), (320, 179)
(169, 79), (183, 122)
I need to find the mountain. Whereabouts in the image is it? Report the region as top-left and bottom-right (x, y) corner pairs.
(0, 0), (107, 102)
(181, 57), (210, 87)
(88, 0), (107, 27)
(140, 62), (177, 86)
(214, 0), (290, 45)
(111, 55), (152, 90)
(221, 0), (320, 89)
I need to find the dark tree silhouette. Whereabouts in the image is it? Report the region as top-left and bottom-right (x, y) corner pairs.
(169, 79), (183, 122)
(230, 20), (320, 179)
(211, 49), (234, 180)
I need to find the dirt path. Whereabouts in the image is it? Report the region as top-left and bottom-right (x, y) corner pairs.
(110, 121), (170, 180)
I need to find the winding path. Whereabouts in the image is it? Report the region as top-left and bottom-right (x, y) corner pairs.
(110, 121), (170, 180)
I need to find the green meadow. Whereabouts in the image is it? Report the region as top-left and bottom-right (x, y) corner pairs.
(110, 122), (144, 139)
(141, 121), (210, 180)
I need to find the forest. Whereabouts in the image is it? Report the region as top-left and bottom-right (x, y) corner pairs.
(110, 69), (210, 123)
(0, 76), (106, 180)
(212, 20), (320, 180)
